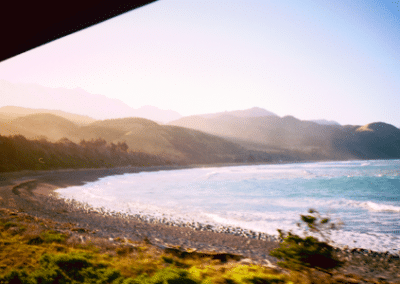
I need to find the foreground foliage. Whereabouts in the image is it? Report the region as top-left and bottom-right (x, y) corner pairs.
(270, 209), (343, 282)
(0, 210), (289, 284)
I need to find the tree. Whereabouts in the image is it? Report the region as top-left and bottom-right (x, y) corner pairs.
(270, 209), (343, 281)
(117, 141), (129, 152)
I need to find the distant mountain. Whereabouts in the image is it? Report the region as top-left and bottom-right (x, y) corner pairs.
(196, 107), (277, 119)
(0, 106), (96, 125)
(0, 80), (182, 123)
(310, 119), (341, 126)
(132, 105), (182, 124)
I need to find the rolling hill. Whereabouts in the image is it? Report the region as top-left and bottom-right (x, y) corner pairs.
(0, 114), (265, 164)
(3, 113), (80, 141)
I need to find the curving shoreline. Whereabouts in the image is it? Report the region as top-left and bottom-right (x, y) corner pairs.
(0, 166), (282, 261)
(1, 166), (400, 282)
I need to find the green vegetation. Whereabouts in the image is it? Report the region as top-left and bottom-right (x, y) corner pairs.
(270, 209), (343, 283)
(0, 135), (168, 172)
(0, 209), (291, 284)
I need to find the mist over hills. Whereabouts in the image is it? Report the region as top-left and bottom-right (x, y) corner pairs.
(169, 114), (338, 147)
(169, 113), (400, 161)
(0, 80), (181, 123)
(310, 119), (341, 126)
(196, 107), (278, 119)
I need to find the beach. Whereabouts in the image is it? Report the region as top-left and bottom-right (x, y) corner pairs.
(1, 166), (400, 283)
(0, 166), (280, 261)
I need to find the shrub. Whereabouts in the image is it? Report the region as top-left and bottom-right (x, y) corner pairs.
(148, 267), (198, 284)
(3, 221), (18, 230)
(0, 252), (125, 284)
(40, 230), (68, 243)
(270, 209), (343, 278)
(0, 270), (32, 284)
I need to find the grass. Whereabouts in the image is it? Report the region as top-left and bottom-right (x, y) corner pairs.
(0, 209), (291, 284)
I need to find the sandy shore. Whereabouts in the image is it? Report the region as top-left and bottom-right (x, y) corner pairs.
(1, 166), (400, 283)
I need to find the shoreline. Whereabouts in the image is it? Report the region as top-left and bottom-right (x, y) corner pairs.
(1, 164), (400, 282)
(2, 162), (399, 254)
(0, 164), (282, 262)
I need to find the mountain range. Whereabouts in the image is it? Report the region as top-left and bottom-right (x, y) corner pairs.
(1, 80), (341, 125)
(1, 79), (399, 164)
(1, 107), (399, 165)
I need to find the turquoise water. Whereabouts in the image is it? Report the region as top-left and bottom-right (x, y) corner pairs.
(56, 159), (400, 253)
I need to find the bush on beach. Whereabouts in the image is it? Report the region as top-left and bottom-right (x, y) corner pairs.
(270, 209), (344, 281)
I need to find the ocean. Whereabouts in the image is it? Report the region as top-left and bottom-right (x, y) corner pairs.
(56, 159), (400, 253)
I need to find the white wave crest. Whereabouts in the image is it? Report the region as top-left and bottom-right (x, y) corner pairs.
(359, 201), (400, 213)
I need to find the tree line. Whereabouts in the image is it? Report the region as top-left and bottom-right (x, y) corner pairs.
(0, 135), (171, 172)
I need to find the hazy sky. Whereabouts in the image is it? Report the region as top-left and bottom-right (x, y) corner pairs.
(0, 0), (399, 126)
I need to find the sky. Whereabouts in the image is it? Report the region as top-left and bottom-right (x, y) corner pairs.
(0, 0), (399, 127)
